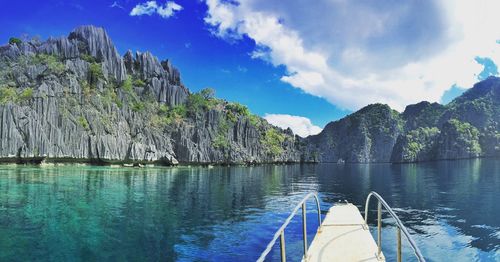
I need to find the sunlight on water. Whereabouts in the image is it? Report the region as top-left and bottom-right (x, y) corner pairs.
(0, 159), (499, 261)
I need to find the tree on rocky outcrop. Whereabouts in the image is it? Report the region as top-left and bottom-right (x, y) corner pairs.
(8, 37), (22, 46)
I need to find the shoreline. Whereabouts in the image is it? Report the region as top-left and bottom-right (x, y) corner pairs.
(0, 156), (497, 168)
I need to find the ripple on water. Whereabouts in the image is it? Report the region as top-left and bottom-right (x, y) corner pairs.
(0, 160), (499, 261)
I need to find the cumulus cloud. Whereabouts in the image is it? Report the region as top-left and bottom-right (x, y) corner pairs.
(264, 114), (322, 137)
(203, 0), (500, 111)
(130, 1), (182, 18)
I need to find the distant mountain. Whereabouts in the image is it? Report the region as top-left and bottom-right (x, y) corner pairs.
(303, 104), (404, 163)
(0, 25), (300, 164)
(304, 77), (500, 163)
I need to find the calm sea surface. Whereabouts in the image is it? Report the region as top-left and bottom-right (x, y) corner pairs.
(0, 159), (499, 261)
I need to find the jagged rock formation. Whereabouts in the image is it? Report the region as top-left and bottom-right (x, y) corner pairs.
(0, 25), (301, 164)
(123, 50), (186, 106)
(306, 77), (499, 163)
(1, 25), (498, 165)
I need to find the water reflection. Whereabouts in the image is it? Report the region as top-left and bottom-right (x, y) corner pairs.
(0, 159), (499, 261)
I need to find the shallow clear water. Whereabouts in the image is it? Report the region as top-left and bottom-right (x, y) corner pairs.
(0, 159), (499, 261)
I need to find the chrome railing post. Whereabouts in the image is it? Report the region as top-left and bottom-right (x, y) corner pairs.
(363, 191), (426, 262)
(314, 195), (322, 232)
(302, 202), (308, 260)
(377, 201), (382, 257)
(257, 193), (322, 262)
(397, 227), (402, 262)
(364, 194), (371, 223)
(280, 231), (286, 262)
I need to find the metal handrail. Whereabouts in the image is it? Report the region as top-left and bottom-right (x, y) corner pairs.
(364, 191), (426, 262)
(257, 193), (322, 262)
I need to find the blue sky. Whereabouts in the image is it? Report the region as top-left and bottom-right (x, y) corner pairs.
(1, 0), (499, 137)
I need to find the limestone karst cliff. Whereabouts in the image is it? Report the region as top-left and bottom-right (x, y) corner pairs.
(305, 77), (499, 163)
(0, 25), (301, 164)
(1, 25), (498, 165)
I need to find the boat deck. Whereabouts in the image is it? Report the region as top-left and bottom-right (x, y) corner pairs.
(304, 203), (384, 262)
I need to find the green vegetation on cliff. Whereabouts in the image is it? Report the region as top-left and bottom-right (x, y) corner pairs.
(436, 119), (482, 159)
(305, 103), (404, 163)
(0, 86), (16, 104)
(89, 62), (104, 83)
(0, 25), (302, 165)
(8, 37), (22, 46)
(0, 86), (33, 104)
(261, 128), (286, 157)
(187, 88), (220, 116)
(306, 77), (499, 163)
(391, 127), (440, 162)
(2, 25), (498, 165)
(402, 101), (446, 130)
(34, 54), (66, 75)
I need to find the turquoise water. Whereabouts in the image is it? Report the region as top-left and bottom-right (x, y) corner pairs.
(0, 159), (499, 261)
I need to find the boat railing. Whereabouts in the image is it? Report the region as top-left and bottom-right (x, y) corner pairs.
(364, 191), (426, 262)
(256, 192), (322, 262)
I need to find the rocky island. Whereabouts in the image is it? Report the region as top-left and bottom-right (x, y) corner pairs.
(304, 77), (499, 163)
(0, 25), (498, 165)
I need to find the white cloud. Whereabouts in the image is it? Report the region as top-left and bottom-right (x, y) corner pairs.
(157, 1), (183, 18)
(130, 1), (182, 19)
(264, 114), (322, 137)
(130, 1), (157, 16)
(204, 0), (500, 111)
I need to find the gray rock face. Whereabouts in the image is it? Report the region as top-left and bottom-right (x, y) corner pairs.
(435, 119), (482, 160)
(0, 25), (301, 164)
(303, 104), (403, 163)
(170, 110), (300, 164)
(402, 101), (445, 130)
(1, 25), (498, 165)
(440, 77), (500, 129)
(68, 25), (127, 82)
(0, 83), (177, 164)
(38, 37), (80, 59)
(390, 127), (440, 163)
(303, 78), (499, 163)
(123, 50), (188, 106)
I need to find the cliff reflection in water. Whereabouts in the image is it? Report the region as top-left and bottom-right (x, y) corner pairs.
(0, 159), (499, 261)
